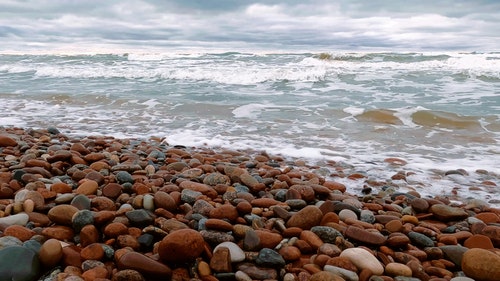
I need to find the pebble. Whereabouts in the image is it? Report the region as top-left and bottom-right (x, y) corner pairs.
(286, 205), (323, 230)
(0, 212), (29, 226)
(117, 251), (172, 279)
(461, 248), (500, 281)
(39, 238), (63, 268)
(159, 229), (205, 263)
(255, 248), (286, 267)
(340, 248), (384, 275)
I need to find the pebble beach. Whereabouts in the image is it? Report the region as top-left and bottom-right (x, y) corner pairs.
(0, 126), (499, 281)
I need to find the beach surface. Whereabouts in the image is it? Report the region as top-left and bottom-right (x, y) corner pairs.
(0, 126), (499, 281)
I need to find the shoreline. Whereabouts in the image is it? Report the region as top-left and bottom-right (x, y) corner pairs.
(0, 126), (499, 281)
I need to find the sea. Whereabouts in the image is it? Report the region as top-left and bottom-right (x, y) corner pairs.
(0, 51), (499, 204)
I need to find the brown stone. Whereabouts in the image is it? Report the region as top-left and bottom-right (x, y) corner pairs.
(117, 251), (171, 279)
(0, 135), (17, 147)
(27, 212), (51, 226)
(251, 198), (281, 208)
(82, 267), (109, 281)
(299, 230), (324, 251)
(323, 181), (346, 193)
(76, 180), (99, 195)
(80, 224), (100, 247)
(385, 219), (403, 233)
(158, 229), (205, 263)
(344, 226), (387, 245)
(39, 238), (63, 268)
(210, 246), (232, 273)
(310, 271), (345, 281)
(326, 257), (358, 272)
(205, 218), (234, 232)
(209, 203), (239, 222)
(116, 234), (140, 250)
(475, 212), (500, 224)
(3, 225), (35, 241)
(104, 222), (128, 238)
(480, 225), (500, 247)
(62, 245), (83, 267)
(47, 204), (79, 225)
(286, 205), (323, 230)
(51, 182), (73, 194)
(255, 230), (283, 249)
(429, 204), (468, 221)
(80, 243), (105, 261)
(464, 234), (494, 249)
(462, 248), (500, 281)
(102, 183), (122, 199)
(111, 270), (145, 281)
(279, 246), (301, 261)
(42, 225), (75, 241)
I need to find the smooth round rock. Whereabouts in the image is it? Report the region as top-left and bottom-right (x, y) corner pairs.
(462, 248), (500, 281)
(339, 209), (358, 221)
(159, 229), (205, 263)
(385, 262), (412, 277)
(340, 247), (384, 275)
(48, 204), (79, 225)
(286, 205), (323, 230)
(39, 239), (63, 268)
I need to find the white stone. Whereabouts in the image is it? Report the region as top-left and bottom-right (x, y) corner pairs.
(143, 194), (154, 211)
(338, 209), (358, 221)
(214, 241), (245, 262)
(340, 248), (384, 275)
(235, 270), (252, 281)
(324, 265), (359, 281)
(0, 213), (29, 226)
(14, 189), (29, 203)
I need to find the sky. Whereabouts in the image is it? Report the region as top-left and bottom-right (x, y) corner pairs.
(0, 0), (499, 53)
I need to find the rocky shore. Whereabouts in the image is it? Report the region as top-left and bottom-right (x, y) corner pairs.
(0, 126), (499, 281)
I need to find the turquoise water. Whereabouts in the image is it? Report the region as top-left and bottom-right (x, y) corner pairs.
(1, 51), (499, 203)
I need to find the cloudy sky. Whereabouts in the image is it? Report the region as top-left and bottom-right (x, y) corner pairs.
(1, 0), (499, 53)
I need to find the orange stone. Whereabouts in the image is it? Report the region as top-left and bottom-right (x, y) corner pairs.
(3, 225), (35, 241)
(51, 182), (73, 194)
(80, 243), (105, 261)
(76, 180), (99, 195)
(475, 212), (500, 224)
(39, 238), (63, 268)
(464, 234), (494, 249)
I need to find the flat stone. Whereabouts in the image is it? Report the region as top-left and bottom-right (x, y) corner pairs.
(0, 213), (29, 226)
(408, 231), (435, 248)
(385, 262), (412, 277)
(429, 204), (469, 221)
(324, 265), (359, 281)
(48, 204), (79, 225)
(345, 226), (387, 245)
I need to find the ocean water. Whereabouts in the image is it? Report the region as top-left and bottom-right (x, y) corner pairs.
(0, 51), (499, 204)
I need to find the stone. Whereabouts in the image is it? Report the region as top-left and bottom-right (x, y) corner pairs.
(324, 265), (359, 281)
(72, 209), (94, 233)
(75, 180), (99, 195)
(102, 183), (122, 199)
(408, 231), (434, 248)
(0, 135), (18, 147)
(0, 236), (23, 249)
(214, 241), (245, 262)
(104, 222), (129, 238)
(311, 226), (343, 244)
(0, 212), (29, 226)
(440, 245), (468, 267)
(116, 171), (134, 184)
(0, 245), (40, 281)
(82, 266), (109, 280)
(48, 204), (79, 225)
(410, 198), (429, 213)
(39, 238), (63, 268)
(125, 209), (154, 228)
(340, 248), (384, 275)
(80, 243), (105, 261)
(3, 225), (35, 241)
(429, 204), (469, 221)
(111, 269), (146, 281)
(117, 251), (171, 279)
(71, 194), (92, 210)
(243, 228), (261, 251)
(153, 191), (177, 211)
(462, 248), (500, 281)
(255, 230), (283, 249)
(464, 234), (494, 249)
(344, 226), (386, 245)
(286, 205), (323, 230)
(237, 263), (278, 280)
(339, 209), (358, 221)
(279, 246), (301, 261)
(256, 248), (285, 267)
(235, 270), (253, 281)
(310, 270), (346, 281)
(159, 229), (205, 263)
(210, 246), (232, 273)
(42, 225), (75, 241)
(385, 262), (412, 277)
